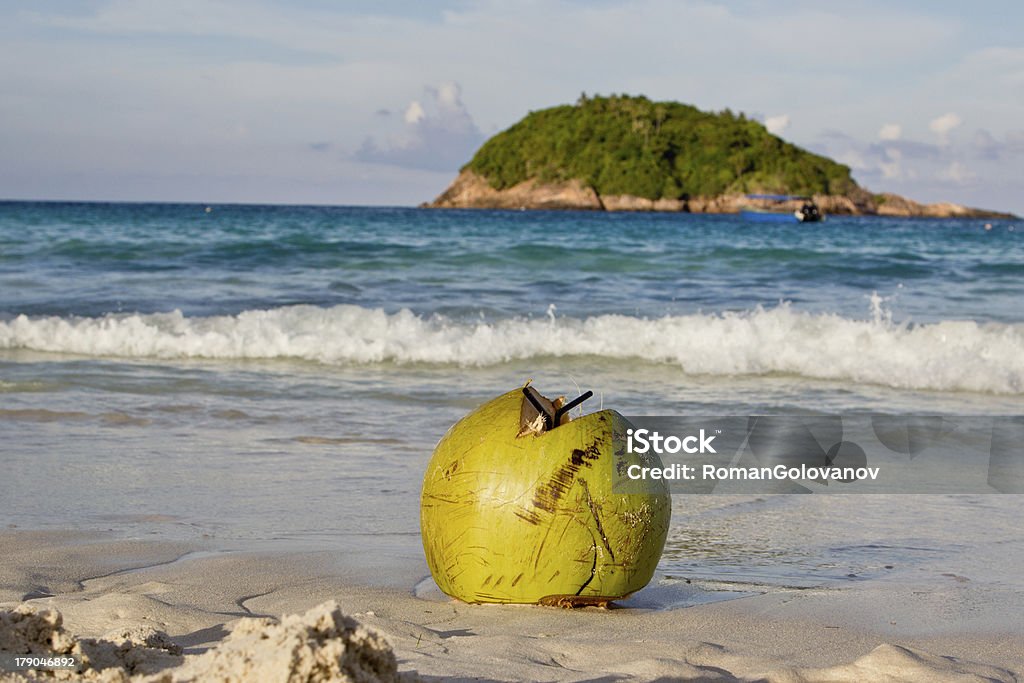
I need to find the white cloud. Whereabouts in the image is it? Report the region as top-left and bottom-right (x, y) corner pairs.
(937, 161), (976, 184)
(972, 129), (1000, 160)
(833, 149), (868, 172)
(807, 126), (1020, 209)
(879, 147), (903, 179)
(764, 114), (790, 135)
(435, 82), (461, 111)
(1005, 130), (1024, 145)
(356, 82), (484, 172)
(929, 112), (962, 139)
(879, 123), (902, 141)
(404, 101), (425, 124)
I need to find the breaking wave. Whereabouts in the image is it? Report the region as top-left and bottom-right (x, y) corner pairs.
(2, 304), (1022, 394)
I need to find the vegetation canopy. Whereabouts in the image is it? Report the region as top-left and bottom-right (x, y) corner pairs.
(465, 94), (858, 199)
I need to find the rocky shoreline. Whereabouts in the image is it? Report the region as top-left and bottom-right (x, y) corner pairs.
(425, 170), (1016, 219)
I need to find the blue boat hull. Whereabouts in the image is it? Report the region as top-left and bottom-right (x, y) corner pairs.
(740, 210), (799, 223)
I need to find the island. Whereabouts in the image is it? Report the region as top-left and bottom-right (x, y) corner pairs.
(425, 94), (1014, 218)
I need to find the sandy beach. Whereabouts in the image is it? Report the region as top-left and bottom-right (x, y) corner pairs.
(4, 2), (1024, 680)
(2, 528), (1020, 682)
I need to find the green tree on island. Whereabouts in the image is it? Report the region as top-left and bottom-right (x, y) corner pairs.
(465, 94), (857, 199)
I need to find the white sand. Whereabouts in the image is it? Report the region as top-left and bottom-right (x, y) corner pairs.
(1, 531), (1020, 682)
(1, 600), (397, 682)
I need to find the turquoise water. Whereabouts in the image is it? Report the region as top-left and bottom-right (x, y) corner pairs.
(3, 202), (1022, 323)
(1, 201), (1022, 591)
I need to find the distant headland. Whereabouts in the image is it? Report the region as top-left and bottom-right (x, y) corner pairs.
(424, 94), (1015, 219)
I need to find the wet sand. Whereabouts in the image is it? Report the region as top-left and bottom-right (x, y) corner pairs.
(1, 529), (1020, 681)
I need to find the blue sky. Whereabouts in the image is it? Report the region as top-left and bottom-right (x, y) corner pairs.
(1, 1), (1022, 213)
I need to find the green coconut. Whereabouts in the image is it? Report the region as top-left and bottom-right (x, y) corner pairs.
(420, 384), (671, 605)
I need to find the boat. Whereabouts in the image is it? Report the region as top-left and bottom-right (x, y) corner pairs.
(740, 194), (823, 223)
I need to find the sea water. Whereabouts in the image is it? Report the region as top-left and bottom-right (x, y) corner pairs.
(1, 202), (1021, 591)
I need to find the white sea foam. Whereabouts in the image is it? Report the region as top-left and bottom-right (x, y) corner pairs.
(1, 304), (1022, 394)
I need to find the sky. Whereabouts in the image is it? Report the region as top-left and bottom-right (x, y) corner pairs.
(1, 1), (1022, 213)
